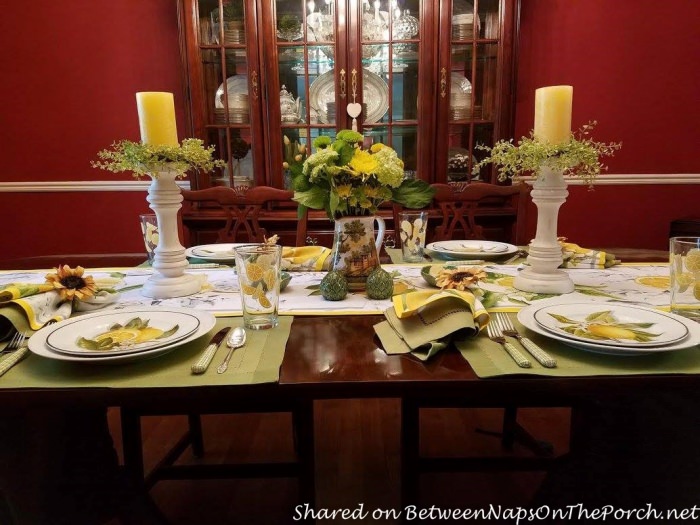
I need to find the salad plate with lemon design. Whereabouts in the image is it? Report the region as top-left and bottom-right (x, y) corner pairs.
(30, 307), (216, 362)
(518, 303), (697, 356)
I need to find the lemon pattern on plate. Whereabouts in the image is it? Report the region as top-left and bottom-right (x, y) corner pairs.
(77, 317), (179, 351)
(547, 310), (661, 343)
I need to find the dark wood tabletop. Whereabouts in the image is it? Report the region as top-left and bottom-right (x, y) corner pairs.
(280, 315), (700, 403)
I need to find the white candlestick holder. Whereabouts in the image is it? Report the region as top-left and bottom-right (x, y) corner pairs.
(142, 169), (201, 299)
(513, 166), (575, 294)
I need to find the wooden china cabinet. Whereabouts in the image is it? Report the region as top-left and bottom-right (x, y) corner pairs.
(177, 0), (520, 244)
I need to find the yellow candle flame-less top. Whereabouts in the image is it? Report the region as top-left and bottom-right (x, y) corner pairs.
(534, 85), (573, 145)
(136, 92), (179, 146)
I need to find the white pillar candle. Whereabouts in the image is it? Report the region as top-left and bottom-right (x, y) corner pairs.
(136, 92), (179, 146)
(534, 85), (573, 145)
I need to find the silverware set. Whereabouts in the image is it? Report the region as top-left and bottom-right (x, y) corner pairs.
(486, 313), (557, 368)
(191, 326), (246, 375)
(0, 320), (58, 377)
(0, 331), (30, 377)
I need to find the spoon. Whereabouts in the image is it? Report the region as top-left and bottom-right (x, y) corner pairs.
(217, 327), (246, 374)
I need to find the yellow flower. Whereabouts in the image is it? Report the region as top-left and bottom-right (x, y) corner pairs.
(363, 185), (380, 198)
(336, 184), (353, 198)
(435, 266), (487, 291)
(45, 265), (98, 301)
(370, 143), (385, 153)
(349, 149), (378, 175)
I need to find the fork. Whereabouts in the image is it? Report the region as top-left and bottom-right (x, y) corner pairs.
(0, 332), (29, 377)
(486, 320), (531, 368)
(495, 313), (557, 368)
(0, 331), (24, 354)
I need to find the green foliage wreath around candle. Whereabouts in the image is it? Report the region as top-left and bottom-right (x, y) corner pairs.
(92, 139), (226, 178)
(476, 121), (622, 187)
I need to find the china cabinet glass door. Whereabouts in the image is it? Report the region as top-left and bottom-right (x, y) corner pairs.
(179, 0), (518, 189)
(180, 0), (265, 189)
(436, 0), (518, 184)
(260, 0), (433, 188)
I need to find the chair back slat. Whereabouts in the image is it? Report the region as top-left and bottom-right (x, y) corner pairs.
(181, 186), (308, 246)
(430, 182), (531, 245)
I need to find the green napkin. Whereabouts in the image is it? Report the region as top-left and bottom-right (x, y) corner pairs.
(374, 294), (484, 361)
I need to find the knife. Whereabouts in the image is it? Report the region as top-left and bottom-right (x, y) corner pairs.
(191, 327), (231, 375)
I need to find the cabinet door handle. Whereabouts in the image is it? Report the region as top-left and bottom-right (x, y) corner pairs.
(251, 70), (259, 100)
(339, 69), (346, 99)
(440, 67), (447, 98)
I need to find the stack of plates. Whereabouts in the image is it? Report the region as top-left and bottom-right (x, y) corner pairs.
(214, 107), (249, 124)
(425, 240), (518, 260)
(224, 28), (245, 44)
(215, 75), (248, 109)
(517, 303), (700, 356)
(452, 13), (480, 40)
(28, 307), (217, 364)
(449, 73), (472, 121)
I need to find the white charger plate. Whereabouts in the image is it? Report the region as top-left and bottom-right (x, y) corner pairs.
(215, 75), (248, 108)
(425, 240), (518, 260)
(185, 243), (252, 262)
(29, 307), (216, 364)
(518, 303), (699, 356)
(532, 303), (689, 348)
(45, 309), (202, 357)
(309, 69), (389, 124)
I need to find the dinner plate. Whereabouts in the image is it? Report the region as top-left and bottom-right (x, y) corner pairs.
(518, 303), (700, 356)
(29, 307), (217, 364)
(532, 303), (689, 348)
(215, 75), (248, 108)
(45, 309), (202, 357)
(185, 243), (252, 262)
(309, 69), (389, 124)
(425, 240), (518, 260)
(451, 73), (472, 95)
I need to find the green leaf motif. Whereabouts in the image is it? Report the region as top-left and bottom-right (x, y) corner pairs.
(294, 187), (328, 210)
(391, 180), (435, 209)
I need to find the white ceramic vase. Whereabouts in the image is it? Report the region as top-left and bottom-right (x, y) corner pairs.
(513, 166), (575, 294)
(141, 169), (201, 299)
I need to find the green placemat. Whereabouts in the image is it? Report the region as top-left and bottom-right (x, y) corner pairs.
(456, 315), (700, 378)
(0, 316), (292, 389)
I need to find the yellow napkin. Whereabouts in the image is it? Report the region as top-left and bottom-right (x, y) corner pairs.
(374, 289), (490, 361)
(559, 239), (619, 269)
(281, 246), (332, 271)
(0, 279), (120, 340)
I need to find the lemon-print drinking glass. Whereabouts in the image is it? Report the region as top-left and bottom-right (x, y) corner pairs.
(139, 214), (158, 263)
(399, 211), (428, 263)
(670, 237), (700, 322)
(234, 244), (282, 330)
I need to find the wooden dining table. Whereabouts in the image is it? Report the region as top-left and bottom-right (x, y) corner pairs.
(2, 249), (697, 518)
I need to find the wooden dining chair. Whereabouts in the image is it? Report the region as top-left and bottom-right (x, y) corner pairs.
(181, 185), (308, 248)
(399, 181), (558, 502)
(430, 181), (531, 245)
(120, 185), (314, 505)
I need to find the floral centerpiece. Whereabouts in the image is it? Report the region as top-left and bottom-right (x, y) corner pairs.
(289, 129), (434, 290)
(290, 129), (434, 220)
(476, 121), (621, 187)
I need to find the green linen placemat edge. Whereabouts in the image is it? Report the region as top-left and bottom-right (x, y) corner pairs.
(0, 317), (293, 389)
(455, 316), (700, 378)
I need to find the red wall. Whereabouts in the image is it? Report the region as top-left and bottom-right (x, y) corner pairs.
(1, 0), (699, 265)
(0, 1), (184, 263)
(515, 0), (700, 248)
